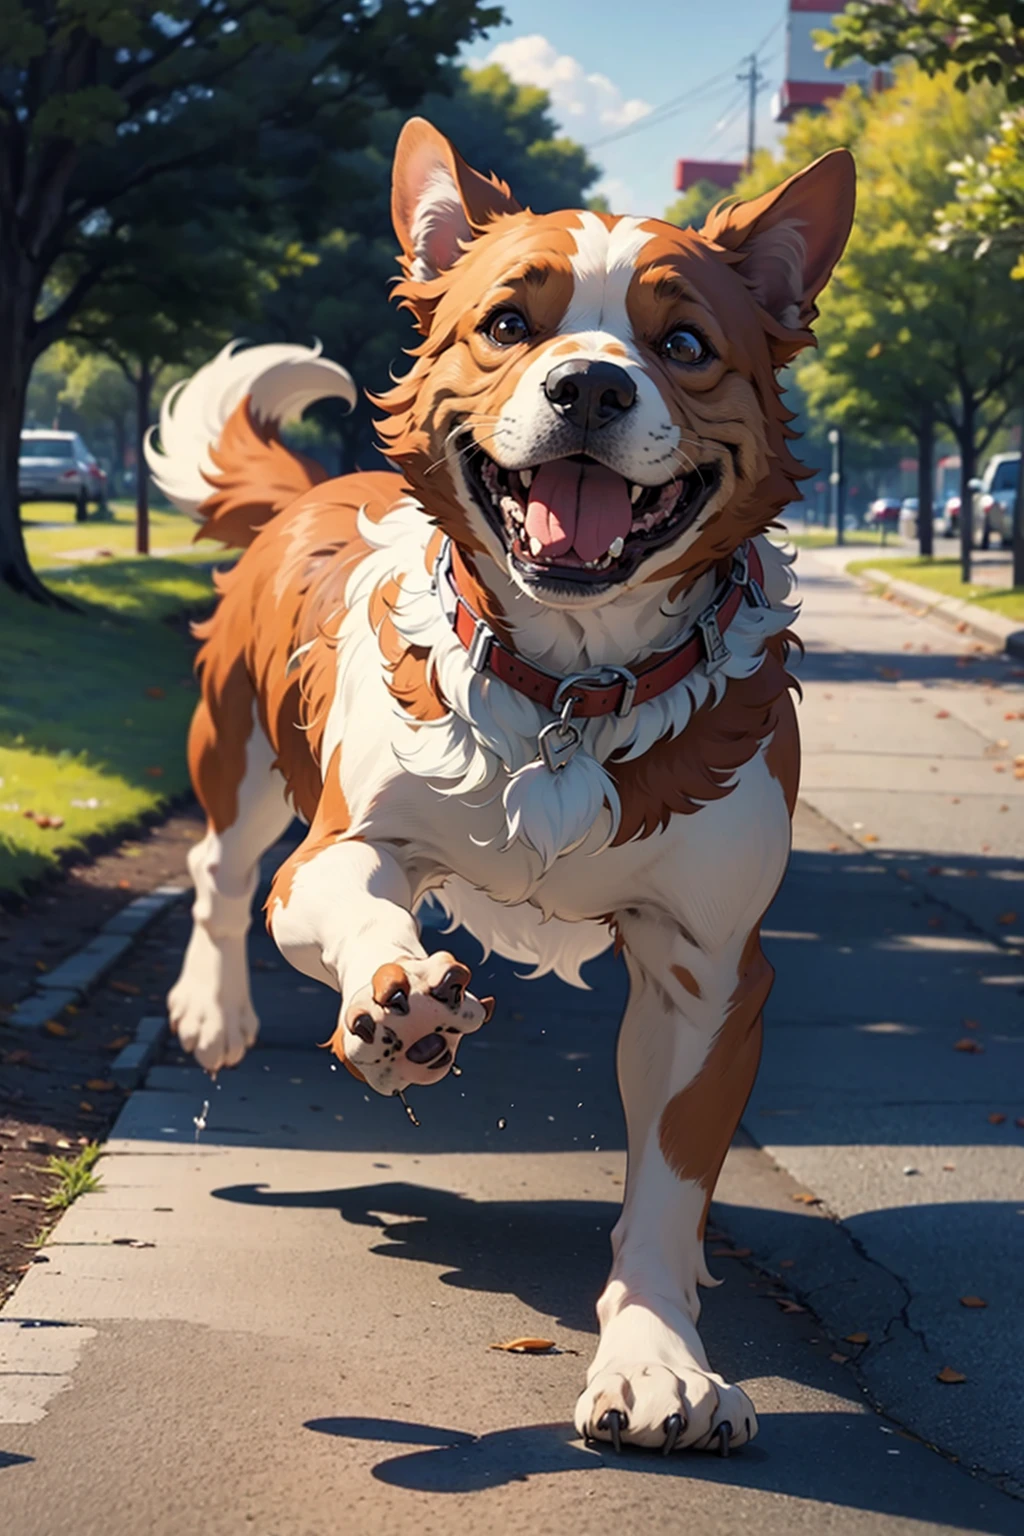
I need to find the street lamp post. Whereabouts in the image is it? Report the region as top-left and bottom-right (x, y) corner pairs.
(828, 428), (844, 547)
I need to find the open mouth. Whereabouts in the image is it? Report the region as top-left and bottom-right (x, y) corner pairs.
(462, 439), (718, 587)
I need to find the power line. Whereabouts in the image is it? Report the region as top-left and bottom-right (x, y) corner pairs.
(584, 18), (785, 155)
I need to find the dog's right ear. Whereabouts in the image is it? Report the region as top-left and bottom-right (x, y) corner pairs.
(391, 118), (522, 283)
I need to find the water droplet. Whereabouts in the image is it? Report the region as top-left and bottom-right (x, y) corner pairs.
(193, 1099), (209, 1142)
(330, 1063), (337, 1072)
(497, 1117), (507, 1131)
(577, 1102), (583, 1109)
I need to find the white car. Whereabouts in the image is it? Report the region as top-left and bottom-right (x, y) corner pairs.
(972, 453), (1019, 548)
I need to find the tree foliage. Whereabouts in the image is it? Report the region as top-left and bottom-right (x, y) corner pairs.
(0, 0), (502, 599)
(822, 2), (1024, 102)
(737, 66), (1024, 570)
(663, 180), (726, 231)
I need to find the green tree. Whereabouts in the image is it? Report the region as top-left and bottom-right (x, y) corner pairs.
(822, 2), (1024, 100)
(0, 0), (501, 604)
(738, 67), (1024, 576)
(664, 179), (728, 230)
(260, 63), (599, 470)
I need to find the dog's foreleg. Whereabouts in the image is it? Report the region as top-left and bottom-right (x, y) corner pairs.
(575, 907), (771, 1453)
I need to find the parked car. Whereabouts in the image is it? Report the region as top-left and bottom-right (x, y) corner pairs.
(866, 496), (901, 528)
(940, 494), (961, 536)
(898, 497), (919, 540)
(971, 452), (1019, 548)
(18, 429), (107, 520)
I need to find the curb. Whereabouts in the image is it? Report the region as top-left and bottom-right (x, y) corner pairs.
(858, 566), (1024, 657)
(6, 884), (187, 1031)
(110, 1015), (168, 1090)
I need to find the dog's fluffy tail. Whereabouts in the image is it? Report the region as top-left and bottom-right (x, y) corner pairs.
(144, 341), (358, 549)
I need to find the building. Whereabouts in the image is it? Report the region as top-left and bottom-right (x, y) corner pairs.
(773, 0), (884, 123)
(673, 157), (744, 197)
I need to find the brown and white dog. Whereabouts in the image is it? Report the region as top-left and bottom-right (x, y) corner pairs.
(147, 120), (854, 1455)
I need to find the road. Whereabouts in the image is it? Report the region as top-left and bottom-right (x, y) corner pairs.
(1, 549), (1022, 1535)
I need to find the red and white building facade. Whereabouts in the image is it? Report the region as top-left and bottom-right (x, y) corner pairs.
(773, 0), (886, 122)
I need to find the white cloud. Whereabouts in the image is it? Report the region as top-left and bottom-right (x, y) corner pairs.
(479, 35), (651, 142)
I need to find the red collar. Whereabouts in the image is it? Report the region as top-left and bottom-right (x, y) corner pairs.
(435, 537), (769, 723)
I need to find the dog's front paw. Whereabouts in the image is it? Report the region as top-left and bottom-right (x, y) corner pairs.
(325, 951), (493, 1095)
(168, 931), (258, 1073)
(574, 1301), (757, 1454)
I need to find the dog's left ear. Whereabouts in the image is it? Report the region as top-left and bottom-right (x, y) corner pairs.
(392, 118), (522, 283)
(702, 149), (855, 351)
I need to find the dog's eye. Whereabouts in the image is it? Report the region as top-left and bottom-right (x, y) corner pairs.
(485, 309), (531, 347)
(661, 327), (710, 366)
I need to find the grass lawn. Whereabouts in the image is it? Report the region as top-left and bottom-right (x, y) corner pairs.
(0, 501), (234, 894)
(845, 557), (1024, 625)
(771, 526), (895, 550)
(22, 496), (210, 566)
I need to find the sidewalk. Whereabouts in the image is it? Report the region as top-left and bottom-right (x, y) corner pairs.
(1, 553), (1022, 1533)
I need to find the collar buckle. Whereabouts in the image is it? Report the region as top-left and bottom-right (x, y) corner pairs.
(696, 605), (730, 674)
(466, 617), (494, 673)
(731, 540), (769, 608)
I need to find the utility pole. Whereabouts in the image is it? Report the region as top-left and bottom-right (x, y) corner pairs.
(737, 52), (763, 174)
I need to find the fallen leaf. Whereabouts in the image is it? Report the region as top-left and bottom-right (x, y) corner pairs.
(954, 1039), (984, 1053)
(144, 686), (165, 700)
(830, 1352), (850, 1364)
(791, 1192), (822, 1205)
(2, 1049), (33, 1066)
(987, 1112), (1006, 1125)
(777, 1300), (806, 1314)
(927, 865), (944, 876)
(85, 1079), (116, 1093)
(997, 911), (1017, 926)
(936, 1366), (966, 1384)
(935, 709), (950, 719)
(927, 916), (944, 929)
(963, 1018), (979, 1030)
(845, 1332), (870, 1345)
(34, 960), (48, 972)
(711, 1247), (752, 1258)
(862, 833), (880, 844)
(489, 1337), (556, 1353)
(1016, 1118), (1024, 1130)
(43, 1020), (71, 1038)
(106, 1035), (132, 1051)
(117, 879), (132, 890)
(942, 1163), (956, 1171)
(827, 843), (841, 853)
(78, 1101), (94, 1112)
(110, 980), (141, 996)
(959, 1296), (987, 1309)
(144, 765), (164, 778)
(955, 621), (968, 633)
(779, 1259), (796, 1269)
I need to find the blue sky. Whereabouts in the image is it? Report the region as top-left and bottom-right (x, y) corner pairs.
(463, 0), (796, 215)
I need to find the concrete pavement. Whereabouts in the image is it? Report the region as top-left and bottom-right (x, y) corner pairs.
(1, 549), (1022, 1534)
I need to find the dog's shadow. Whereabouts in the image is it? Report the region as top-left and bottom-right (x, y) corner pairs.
(304, 1413), (1001, 1531)
(214, 1178), (614, 1334)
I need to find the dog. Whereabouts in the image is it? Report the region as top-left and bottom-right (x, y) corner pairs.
(146, 118), (854, 1454)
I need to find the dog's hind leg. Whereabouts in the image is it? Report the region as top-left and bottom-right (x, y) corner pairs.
(170, 658), (292, 1073)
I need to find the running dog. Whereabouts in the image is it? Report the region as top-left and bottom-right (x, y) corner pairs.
(146, 119), (854, 1454)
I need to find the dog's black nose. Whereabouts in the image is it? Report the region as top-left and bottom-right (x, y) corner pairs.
(543, 359), (637, 431)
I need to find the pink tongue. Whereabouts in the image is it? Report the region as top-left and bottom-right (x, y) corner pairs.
(525, 460), (633, 564)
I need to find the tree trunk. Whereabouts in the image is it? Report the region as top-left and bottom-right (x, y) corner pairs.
(135, 361), (152, 556)
(0, 264), (68, 605)
(916, 413), (934, 558)
(957, 396), (976, 586)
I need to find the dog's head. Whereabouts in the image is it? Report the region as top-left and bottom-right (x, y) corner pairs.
(375, 119), (854, 610)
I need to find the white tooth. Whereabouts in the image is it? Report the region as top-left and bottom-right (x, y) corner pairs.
(529, 536), (543, 556)
(630, 483), (643, 505)
(520, 468), (534, 489)
(608, 536), (625, 559)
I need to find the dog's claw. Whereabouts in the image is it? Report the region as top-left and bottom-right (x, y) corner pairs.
(598, 1408), (625, 1454)
(716, 1421), (732, 1458)
(662, 1413), (684, 1456)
